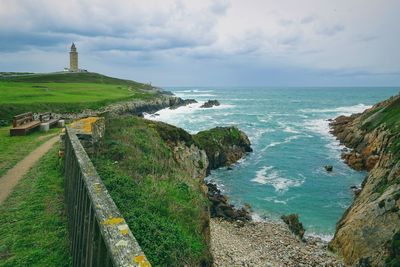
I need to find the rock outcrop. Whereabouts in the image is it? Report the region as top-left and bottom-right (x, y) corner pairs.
(56, 94), (193, 121)
(152, 122), (253, 224)
(328, 94), (400, 266)
(193, 126), (252, 172)
(281, 214), (305, 240)
(207, 182), (252, 222)
(201, 100), (220, 108)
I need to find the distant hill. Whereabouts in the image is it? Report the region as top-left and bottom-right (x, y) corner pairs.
(0, 72), (154, 90)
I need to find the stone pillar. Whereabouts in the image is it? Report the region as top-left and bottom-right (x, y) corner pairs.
(40, 122), (50, 132)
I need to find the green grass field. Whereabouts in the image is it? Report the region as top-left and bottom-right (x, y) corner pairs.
(0, 126), (60, 177)
(0, 146), (71, 267)
(0, 82), (148, 104)
(0, 72), (159, 122)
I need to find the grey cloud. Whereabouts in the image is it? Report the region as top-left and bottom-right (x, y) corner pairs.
(209, 0), (230, 15)
(356, 35), (379, 42)
(300, 15), (316, 24)
(316, 24), (345, 36)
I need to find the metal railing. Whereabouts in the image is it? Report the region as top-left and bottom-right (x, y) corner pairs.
(64, 127), (149, 267)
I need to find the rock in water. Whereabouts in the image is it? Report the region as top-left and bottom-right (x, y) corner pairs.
(200, 99), (220, 108)
(324, 165), (333, 172)
(281, 214), (305, 240)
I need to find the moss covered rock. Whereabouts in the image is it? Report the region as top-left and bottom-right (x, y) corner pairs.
(193, 126), (252, 172)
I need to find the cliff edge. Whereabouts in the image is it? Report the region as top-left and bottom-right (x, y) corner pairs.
(329, 94), (400, 266)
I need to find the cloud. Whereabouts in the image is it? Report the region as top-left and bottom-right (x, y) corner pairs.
(0, 0), (399, 86)
(315, 24), (345, 36)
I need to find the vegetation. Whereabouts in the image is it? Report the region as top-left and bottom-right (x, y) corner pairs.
(360, 95), (400, 157)
(0, 126), (60, 177)
(0, 72), (158, 122)
(0, 147), (71, 267)
(385, 231), (400, 266)
(92, 116), (211, 267)
(0, 72), (153, 88)
(361, 96), (400, 133)
(193, 126), (242, 155)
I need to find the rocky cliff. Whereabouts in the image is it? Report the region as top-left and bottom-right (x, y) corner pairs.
(57, 93), (193, 120)
(193, 126), (252, 172)
(328, 94), (400, 266)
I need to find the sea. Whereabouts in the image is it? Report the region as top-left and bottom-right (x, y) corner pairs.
(144, 87), (399, 240)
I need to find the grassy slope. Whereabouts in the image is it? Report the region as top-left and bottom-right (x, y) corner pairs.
(0, 147), (71, 267)
(92, 116), (211, 267)
(360, 95), (400, 156)
(0, 126), (60, 177)
(0, 72), (158, 122)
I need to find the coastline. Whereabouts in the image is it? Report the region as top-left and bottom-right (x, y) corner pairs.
(144, 91), (349, 266)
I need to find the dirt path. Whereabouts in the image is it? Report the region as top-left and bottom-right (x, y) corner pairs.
(0, 135), (59, 204)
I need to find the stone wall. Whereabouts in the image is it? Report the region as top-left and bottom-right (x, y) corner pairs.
(63, 122), (149, 267)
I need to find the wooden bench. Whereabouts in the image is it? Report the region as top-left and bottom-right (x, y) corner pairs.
(10, 112), (41, 136)
(39, 112), (59, 128)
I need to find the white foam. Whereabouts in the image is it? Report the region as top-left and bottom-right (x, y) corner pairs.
(144, 101), (234, 124)
(264, 196), (287, 205)
(178, 89), (214, 93)
(283, 126), (300, 134)
(305, 232), (334, 242)
(251, 166), (304, 191)
(299, 103), (371, 116)
(174, 93), (217, 98)
(261, 135), (301, 152)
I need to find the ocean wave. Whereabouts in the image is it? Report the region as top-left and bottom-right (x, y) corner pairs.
(248, 128), (275, 143)
(174, 93), (217, 97)
(261, 135), (301, 152)
(264, 196), (288, 205)
(144, 101), (234, 123)
(299, 103), (371, 116)
(251, 166), (304, 191)
(283, 126), (300, 133)
(177, 89), (214, 93)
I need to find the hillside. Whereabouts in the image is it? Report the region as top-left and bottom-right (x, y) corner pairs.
(328, 94), (400, 266)
(0, 72), (154, 89)
(0, 72), (163, 123)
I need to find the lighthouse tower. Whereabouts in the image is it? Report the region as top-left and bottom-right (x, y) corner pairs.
(69, 43), (78, 72)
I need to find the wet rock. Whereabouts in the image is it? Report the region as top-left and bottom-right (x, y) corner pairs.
(207, 182), (251, 222)
(324, 165), (333, 172)
(200, 99), (220, 108)
(169, 98), (197, 109)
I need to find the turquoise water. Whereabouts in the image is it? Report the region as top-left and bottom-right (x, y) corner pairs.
(145, 87), (399, 239)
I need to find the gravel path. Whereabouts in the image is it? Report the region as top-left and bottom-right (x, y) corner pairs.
(210, 218), (344, 267)
(0, 135), (59, 204)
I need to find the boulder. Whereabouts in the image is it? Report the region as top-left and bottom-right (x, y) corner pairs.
(207, 182), (251, 222)
(324, 165), (333, 172)
(201, 100), (220, 108)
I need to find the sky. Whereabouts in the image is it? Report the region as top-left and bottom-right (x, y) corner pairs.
(1, 0), (400, 87)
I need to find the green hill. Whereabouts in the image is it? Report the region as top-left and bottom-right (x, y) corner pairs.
(0, 72), (154, 89)
(0, 72), (161, 123)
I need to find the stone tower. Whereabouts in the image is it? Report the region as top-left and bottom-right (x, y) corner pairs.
(69, 43), (78, 71)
